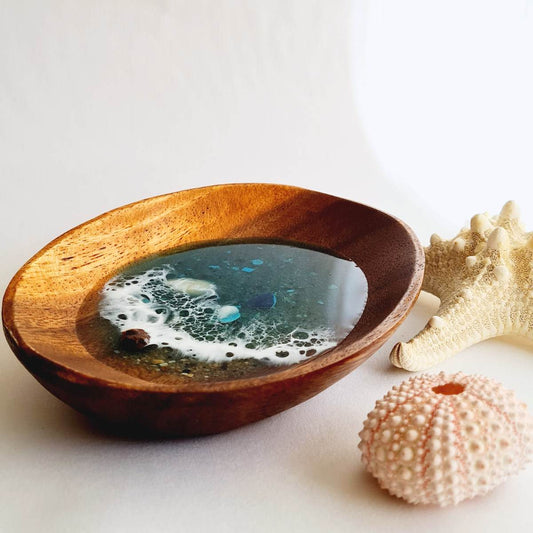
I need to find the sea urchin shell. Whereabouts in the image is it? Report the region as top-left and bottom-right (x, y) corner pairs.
(358, 372), (533, 506)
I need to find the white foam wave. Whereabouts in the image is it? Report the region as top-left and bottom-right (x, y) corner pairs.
(99, 267), (336, 365)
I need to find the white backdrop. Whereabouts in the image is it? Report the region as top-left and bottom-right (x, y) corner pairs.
(1, 2), (532, 532)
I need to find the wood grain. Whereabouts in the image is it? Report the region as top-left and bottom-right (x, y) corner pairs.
(2, 184), (424, 436)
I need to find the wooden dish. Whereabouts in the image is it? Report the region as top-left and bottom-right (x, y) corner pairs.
(2, 184), (424, 436)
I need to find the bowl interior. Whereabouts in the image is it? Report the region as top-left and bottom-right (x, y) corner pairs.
(3, 184), (423, 390)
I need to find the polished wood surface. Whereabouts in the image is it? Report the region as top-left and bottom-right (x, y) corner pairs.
(2, 184), (424, 436)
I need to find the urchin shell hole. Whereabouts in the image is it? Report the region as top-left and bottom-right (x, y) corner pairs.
(432, 382), (465, 395)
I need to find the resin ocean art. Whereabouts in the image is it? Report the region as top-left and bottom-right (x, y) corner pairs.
(96, 241), (368, 381)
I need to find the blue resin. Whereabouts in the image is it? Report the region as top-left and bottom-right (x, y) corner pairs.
(99, 242), (368, 365)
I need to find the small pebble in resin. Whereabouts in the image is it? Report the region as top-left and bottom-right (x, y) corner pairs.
(166, 277), (216, 297)
(120, 328), (151, 351)
(358, 372), (533, 506)
(245, 292), (277, 310)
(217, 305), (241, 323)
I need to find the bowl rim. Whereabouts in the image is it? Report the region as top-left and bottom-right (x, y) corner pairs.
(2, 183), (424, 394)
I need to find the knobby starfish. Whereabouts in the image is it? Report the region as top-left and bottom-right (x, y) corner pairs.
(390, 201), (533, 371)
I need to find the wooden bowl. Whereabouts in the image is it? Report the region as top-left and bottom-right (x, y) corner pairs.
(2, 184), (424, 436)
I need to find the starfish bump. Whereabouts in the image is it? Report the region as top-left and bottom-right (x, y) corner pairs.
(391, 201), (533, 371)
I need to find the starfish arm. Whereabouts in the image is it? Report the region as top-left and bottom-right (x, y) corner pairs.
(389, 296), (505, 371)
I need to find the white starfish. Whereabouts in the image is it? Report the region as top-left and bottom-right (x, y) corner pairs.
(390, 201), (533, 371)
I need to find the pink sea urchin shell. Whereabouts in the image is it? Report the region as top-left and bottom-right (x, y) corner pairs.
(358, 372), (533, 506)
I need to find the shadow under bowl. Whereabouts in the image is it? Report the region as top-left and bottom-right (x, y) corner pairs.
(2, 183), (424, 436)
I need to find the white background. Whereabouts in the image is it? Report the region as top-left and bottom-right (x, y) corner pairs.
(1, 1), (532, 532)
